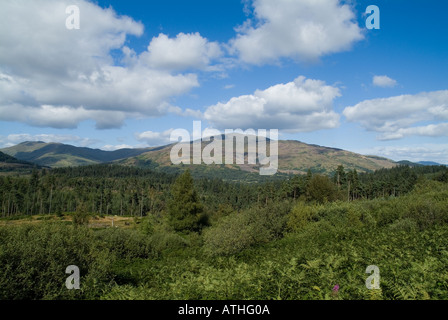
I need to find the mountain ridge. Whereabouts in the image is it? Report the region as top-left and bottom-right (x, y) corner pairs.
(1, 141), (153, 168)
(1, 139), (399, 176)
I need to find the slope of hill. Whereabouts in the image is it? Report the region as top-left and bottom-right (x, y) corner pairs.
(119, 137), (398, 176)
(0, 150), (39, 173)
(1, 138), (398, 177)
(0, 141), (152, 168)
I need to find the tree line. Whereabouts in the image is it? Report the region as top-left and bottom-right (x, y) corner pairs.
(0, 163), (446, 218)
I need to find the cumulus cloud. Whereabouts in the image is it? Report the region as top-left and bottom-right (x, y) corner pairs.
(0, 103), (128, 129)
(343, 90), (448, 140)
(373, 75), (397, 88)
(203, 76), (341, 132)
(0, 0), (213, 129)
(135, 129), (174, 146)
(229, 0), (364, 64)
(378, 123), (448, 141)
(0, 133), (98, 148)
(139, 33), (223, 71)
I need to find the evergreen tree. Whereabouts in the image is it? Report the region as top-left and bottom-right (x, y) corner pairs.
(167, 170), (204, 233)
(73, 201), (90, 226)
(334, 165), (346, 189)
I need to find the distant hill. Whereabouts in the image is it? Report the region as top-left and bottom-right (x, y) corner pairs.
(397, 160), (446, 167)
(1, 138), (399, 178)
(397, 160), (423, 167)
(1, 141), (152, 168)
(417, 161), (445, 166)
(118, 136), (398, 176)
(0, 150), (39, 173)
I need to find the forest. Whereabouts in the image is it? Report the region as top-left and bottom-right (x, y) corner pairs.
(0, 163), (447, 300)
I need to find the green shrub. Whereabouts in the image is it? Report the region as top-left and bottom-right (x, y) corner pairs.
(138, 215), (155, 235)
(388, 218), (418, 232)
(148, 231), (189, 255)
(287, 202), (318, 231)
(0, 222), (115, 300)
(405, 197), (448, 230)
(94, 228), (153, 260)
(203, 201), (291, 256)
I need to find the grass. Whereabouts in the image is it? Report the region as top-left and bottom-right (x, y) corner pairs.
(0, 214), (135, 228)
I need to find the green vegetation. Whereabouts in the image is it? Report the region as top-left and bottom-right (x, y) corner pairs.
(0, 164), (447, 300)
(167, 170), (205, 233)
(0, 151), (39, 174)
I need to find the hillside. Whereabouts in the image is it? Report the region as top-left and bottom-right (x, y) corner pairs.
(119, 137), (397, 176)
(1, 141), (152, 168)
(1, 138), (397, 176)
(0, 150), (39, 173)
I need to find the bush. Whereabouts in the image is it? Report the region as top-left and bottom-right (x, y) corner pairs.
(94, 228), (153, 260)
(203, 201), (291, 256)
(148, 231), (189, 255)
(405, 197), (448, 230)
(388, 218), (418, 232)
(287, 202), (318, 231)
(314, 201), (363, 228)
(0, 222), (115, 300)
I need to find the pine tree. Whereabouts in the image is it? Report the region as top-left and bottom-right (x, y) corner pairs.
(167, 170), (204, 233)
(334, 165), (346, 190)
(73, 201), (90, 226)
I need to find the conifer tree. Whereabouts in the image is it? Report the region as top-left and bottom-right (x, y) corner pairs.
(167, 170), (204, 233)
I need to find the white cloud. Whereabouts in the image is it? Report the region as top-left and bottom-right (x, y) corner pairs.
(229, 0), (364, 64)
(0, 0), (205, 129)
(101, 144), (134, 151)
(378, 123), (448, 141)
(140, 33), (223, 71)
(0, 103), (128, 129)
(343, 90), (448, 140)
(373, 75), (397, 88)
(0, 133), (98, 148)
(135, 129), (174, 146)
(203, 76), (341, 132)
(358, 144), (448, 164)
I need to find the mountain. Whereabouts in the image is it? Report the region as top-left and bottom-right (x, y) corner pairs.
(0, 141), (152, 168)
(397, 160), (423, 167)
(1, 138), (398, 177)
(417, 161), (445, 166)
(118, 136), (398, 176)
(0, 150), (39, 173)
(397, 160), (446, 167)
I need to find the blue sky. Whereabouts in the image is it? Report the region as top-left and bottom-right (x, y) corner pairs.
(0, 0), (447, 163)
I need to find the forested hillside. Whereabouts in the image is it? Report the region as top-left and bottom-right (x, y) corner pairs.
(0, 151), (39, 174)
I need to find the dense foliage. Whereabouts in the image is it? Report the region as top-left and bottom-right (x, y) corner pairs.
(0, 164), (447, 300)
